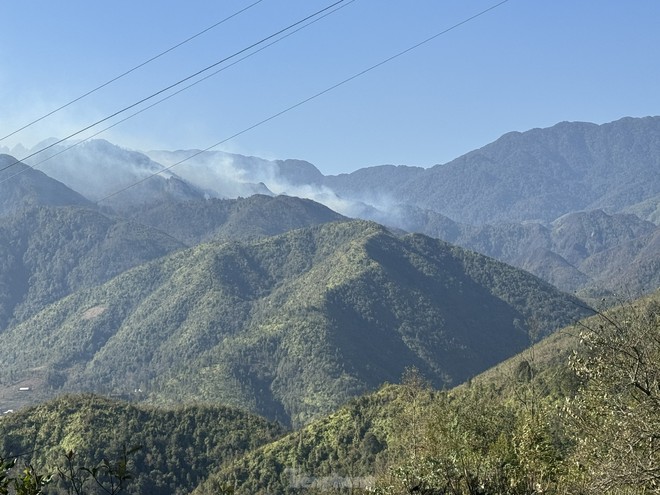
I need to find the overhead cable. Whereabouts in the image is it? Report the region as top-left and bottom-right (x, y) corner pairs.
(0, 0), (267, 143)
(0, 0), (356, 187)
(0, 0), (348, 174)
(98, 0), (511, 204)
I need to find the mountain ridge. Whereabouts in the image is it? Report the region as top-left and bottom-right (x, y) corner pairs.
(0, 220), (588, 426)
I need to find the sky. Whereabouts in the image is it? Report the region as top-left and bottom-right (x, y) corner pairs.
(1, 0), (659, 175)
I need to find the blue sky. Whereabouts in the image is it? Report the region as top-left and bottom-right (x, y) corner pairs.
(1, 0), (659, 175)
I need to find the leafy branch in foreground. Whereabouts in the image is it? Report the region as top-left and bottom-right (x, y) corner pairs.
(565, 298), (660, 493)
(56, 446), (141, 495)
(0, 457), (51, 495)
(0, 445), (140, 495)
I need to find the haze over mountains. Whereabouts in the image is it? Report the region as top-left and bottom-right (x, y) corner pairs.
(0, 116), (658, 493)
(4, 116), (659, 297)
(0, 117), (657, 411)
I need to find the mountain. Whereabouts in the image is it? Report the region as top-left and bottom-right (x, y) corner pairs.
(624, 192), (660, 225)
(145, 149), (325, 193)
(13, 118), (659, 296)
(550, 209), (656, 264)
(373, 205), (659, 295)
(0, 155), (91, 216)
(0, 220), (588, 426)
(458, 210), (659, 294)
(193, 384), (403, 495)
(144, 149), (278, 198)
(128, 194), (347, 246)
(2, 294), (654, 495)
(325, 116), (660, 226)
(0, 205), (184, 331)
(23, 139), (206, 210)
(323, 164), (425, 201)
(274, 158), (325, 186)
(579, 227), (660, 297)
(314, 117), (660, 296)
(196, 290), (660, 495)
(0, 195), (345, 332)
(143, 117), (660, 229)
(0, 394), (284, 495)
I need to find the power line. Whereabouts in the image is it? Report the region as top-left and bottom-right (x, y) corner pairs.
(0, 0), (348, 175)
(0, 1), (356, 188)
(0, 0), (266, 144)
(98, 0), (511, 204)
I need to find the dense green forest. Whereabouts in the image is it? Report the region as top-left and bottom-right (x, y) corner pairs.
(0, 395), (284, 494)
(0, 220), (587, 426)
(2, 292), (657, 494)
(187, 292), (658, 494)
(128, 195), (346, 246)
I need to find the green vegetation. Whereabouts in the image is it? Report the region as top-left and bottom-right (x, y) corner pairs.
(0, 196), (343, 332)
(0, 395), (284, 494)
(1, 284), (656, 494)
(0, 220), (587, 425)
(2, 120), (659, 493)
(192, 292), (660, 494)
(322, 117), (660, 297)
(0, 205), (183, 332)
(129, 195), (346, 246)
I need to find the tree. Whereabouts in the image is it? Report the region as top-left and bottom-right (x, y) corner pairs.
(565, 297), (660, 493)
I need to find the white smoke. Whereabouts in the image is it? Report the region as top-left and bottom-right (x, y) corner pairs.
(144, 148), (392, 220)
(8, 136), (405, 224)
(21, 139), (169, 201)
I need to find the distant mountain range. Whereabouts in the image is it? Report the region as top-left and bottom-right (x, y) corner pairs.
(332, 116), (660, 225)
(0, 115), (657, 424)
(5, 116), (657, 297)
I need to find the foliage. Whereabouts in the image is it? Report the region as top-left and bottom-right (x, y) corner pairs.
(0, 205), (183, 332)
(0, 457), (51, 495)
(0, 395), (284, 495)
(129, 195), (346, 246)
(191, 294), (660, 495)
(564, 297), (660, 493)
(0, 220), (586, 425)
(2, 294), (658, 494)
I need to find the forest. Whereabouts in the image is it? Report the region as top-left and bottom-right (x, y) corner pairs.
(1, 292), (658, 494)
(1, 117), (659, 493)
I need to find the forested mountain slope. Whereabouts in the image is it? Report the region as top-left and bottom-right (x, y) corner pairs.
(196, 290), (660, 495)
(128, 194), (347, 246)
(0, 394), (284, 495)
(379, 206), (660, 295)
(0, 220), (588, 426)
(0, 196), (344, 332)
(0, 155), (91, 217)
(0, 205), (184, 331)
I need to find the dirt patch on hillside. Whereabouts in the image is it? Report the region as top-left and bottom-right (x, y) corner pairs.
(81, 305), (108, 320)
